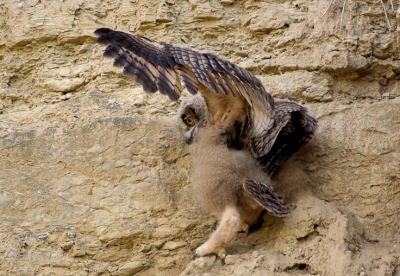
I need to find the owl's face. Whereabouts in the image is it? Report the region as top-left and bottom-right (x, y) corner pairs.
(177, 95), (207, 145)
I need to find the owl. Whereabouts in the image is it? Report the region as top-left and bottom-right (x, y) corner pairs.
(94, 28), (317, 263)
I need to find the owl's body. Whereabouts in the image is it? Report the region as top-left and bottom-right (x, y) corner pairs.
(178, 94), (291, 259)
(94, 28), (318, 262)
(190, 130), (266, 218)
(189, 129), (267, 258)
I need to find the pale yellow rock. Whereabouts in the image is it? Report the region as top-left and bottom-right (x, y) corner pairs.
(162, 241), (187, 250)
(248, 6), (292, 33)
(118, 261), (148, 276)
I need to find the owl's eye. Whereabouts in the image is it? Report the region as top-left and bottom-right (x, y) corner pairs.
(185, 116), (195, 125)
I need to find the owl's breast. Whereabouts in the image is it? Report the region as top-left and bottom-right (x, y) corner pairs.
(188, 141), (269, 216)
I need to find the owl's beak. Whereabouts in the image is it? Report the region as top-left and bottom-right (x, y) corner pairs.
(182, 127), (195, 145)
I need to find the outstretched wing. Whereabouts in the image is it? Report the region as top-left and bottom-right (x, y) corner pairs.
(94, 28), (275, 141)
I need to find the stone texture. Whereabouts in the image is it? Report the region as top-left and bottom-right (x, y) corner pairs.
(1, 0), (400, 275)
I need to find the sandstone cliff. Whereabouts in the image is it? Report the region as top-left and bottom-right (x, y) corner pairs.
(1, 0), (400, 275)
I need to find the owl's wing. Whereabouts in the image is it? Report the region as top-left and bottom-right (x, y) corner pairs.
(94, 28), (275, 140)
(252, 100), (318, 175)
(243, 179), (290, 217)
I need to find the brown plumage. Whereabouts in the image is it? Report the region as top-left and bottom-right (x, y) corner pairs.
(94, 28), (318, 262)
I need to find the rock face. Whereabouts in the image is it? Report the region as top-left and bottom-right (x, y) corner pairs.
(1, 0), (399, 275)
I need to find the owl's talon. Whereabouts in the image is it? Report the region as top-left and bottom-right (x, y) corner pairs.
(193, 250), (198, 261)
(221, 252), (226, 265)
(243, 224), (249, 235)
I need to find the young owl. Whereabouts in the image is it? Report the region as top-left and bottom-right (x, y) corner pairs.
(94, 28), (318, 262)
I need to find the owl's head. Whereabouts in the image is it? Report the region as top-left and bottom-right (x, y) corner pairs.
(177, 95), (207, 145)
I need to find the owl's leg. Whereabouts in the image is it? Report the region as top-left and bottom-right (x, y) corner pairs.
(194, 206), (242, 263)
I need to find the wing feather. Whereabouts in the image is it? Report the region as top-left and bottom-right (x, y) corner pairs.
(157, 66), (182, 100)
(254, 100), (318, 175)
(220, 72), (238, 97)
(133, 56), (158, 93)
(243, 179), (290, 217)
(208, 71), (228, 95)
(176, 65), (198, 95)
(215, 71), (234, 96)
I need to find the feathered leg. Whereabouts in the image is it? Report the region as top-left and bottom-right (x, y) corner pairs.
(194, 206), (242, 263)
